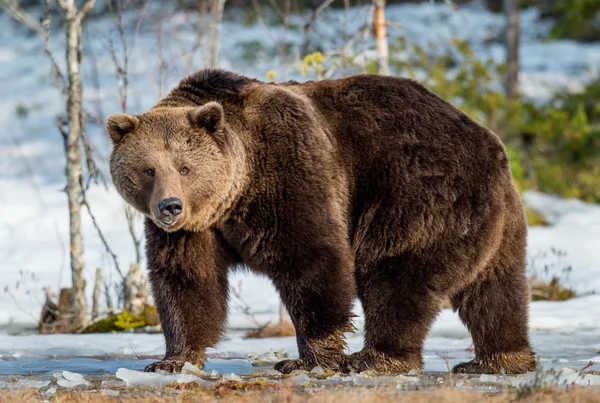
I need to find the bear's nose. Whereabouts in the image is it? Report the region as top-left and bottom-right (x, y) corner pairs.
(159, 197), (183, 217)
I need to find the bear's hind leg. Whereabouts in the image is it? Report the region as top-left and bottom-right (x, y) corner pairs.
(451, 226), (536, 374)
(347, 254), (443, 374)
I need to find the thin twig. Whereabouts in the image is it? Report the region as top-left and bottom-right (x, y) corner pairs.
(81, 185), (125, 280)
(0, 0), (45, 36)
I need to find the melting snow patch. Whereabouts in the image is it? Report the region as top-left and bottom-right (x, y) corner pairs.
(248, 349), (292, 366)
(223, 373), (242, 381)
(11, 380), (51, 389)
(116, 368), (212, 387)
(42, 387), (57, 397)
(56, 371), (91, 388)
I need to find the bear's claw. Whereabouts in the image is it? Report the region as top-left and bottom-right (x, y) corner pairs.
(274, 359), (311, 374)
(144, 359), (188, 373)
(344, 350), (422, 375)
(452, 352), (536, 374)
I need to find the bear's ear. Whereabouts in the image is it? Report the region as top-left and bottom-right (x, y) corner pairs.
(187, 102), (224, 134)
(107, 114), (140, 145)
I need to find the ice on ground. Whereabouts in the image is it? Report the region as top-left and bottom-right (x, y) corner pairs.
(10, 379), (50, 389)
(248, 349), (293, 366)
(524, 191), (600, 296)
(291, 373), (311, 386)
(115, 367), (211, 387)
(222, 373), (242, 382)
(55, 370), (90, 388)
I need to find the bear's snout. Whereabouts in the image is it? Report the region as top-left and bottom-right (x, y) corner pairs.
(158, 197), (183, 222)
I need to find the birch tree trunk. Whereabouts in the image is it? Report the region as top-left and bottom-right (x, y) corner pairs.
(1, 0), (96, 331)
(57, 0), (96, 330)
(208, 0), (226, 68)
(373, 0), (390, 75)
(91, 268), (102, 320)
(504, 0), (519, 99)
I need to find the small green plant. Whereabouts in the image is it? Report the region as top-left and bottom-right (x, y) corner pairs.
(528, 249), (576, 301)
(82, 305), (159, 333)
(548, 0), (600, 42)
(238, 40), (263, 63)
(113, 309), (146, 330)
(390, 37), (600, 202)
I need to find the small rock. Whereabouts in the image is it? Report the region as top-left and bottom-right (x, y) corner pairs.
(290, 369), (307, 376)
(407, 369), (419, 376)
(291, 373), (311, 386)
(310, 366), (325, 377)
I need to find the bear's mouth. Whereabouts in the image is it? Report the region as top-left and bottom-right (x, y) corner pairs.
(153, 216), (183, 232)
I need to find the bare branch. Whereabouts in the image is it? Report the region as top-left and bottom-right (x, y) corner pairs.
(429, 0), (458, 10)
(77, 0), (97, 21)
(0, 0), (45, 36)
(125, 206), (142, 266)
(81, 186), (125, 281)
(42, 1), (67, 93)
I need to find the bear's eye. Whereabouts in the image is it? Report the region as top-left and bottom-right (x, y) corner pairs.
(144, 168), (155, 177)
(180, 167), (189, 176)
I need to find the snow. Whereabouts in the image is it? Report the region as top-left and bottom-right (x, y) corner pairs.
(0, 0), (600, 391)
(116, 367), (212, 387)
(55, 370), (90, 388)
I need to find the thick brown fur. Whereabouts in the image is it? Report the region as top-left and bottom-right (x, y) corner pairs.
(107, 69), (536, 376)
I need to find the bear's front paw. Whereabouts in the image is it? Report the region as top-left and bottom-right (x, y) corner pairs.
(345, 350), (422, 375)
(145, 358), (199, 373)
(274, 359), (312, 374)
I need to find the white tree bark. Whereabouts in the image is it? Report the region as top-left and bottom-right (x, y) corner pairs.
(373, 0), (390, 75)
(56, 0), (96, 330)
(91, 268), (102, 320)
(504, 0), (519, 99)
(208, 0), (226, 68)
(1, 0), (96, 331)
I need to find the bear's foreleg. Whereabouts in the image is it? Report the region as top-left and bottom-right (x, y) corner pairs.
(144, 222), (231, 373)
(271, 245), (356, 374)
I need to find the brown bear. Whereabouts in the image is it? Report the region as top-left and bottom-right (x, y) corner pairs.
(107, 69), (536, 375)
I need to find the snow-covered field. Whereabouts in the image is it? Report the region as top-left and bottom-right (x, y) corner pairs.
(1, 0), (600, 393)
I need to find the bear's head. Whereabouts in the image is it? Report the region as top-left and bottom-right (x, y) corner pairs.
(107, 102), (242, 233)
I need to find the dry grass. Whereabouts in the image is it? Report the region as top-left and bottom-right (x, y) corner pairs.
(245, 320), (296, 338)
(2, 387), (600, 403)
